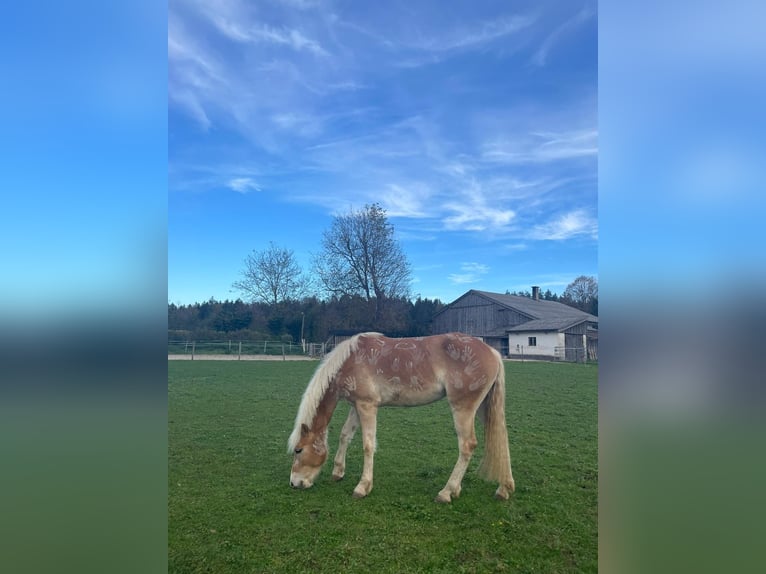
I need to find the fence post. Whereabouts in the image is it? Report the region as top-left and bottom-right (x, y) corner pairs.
(238, 341), (242, 361)
(263, 340), (267, 354)
(282, 344), (286, 361)
(191, 341), (195, 361)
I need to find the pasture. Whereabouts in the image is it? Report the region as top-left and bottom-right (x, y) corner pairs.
(169, 360), (597, 573)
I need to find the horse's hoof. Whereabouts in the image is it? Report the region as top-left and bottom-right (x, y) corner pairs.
(435, 492), (452, 503)
(332, 473), (344, 481)
(494, 488), (510, 501)
(352, 489), (367, 499)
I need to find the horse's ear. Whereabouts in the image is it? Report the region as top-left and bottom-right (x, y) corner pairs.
(301, 423), (310, 437)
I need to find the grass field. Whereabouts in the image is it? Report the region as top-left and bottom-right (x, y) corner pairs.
(169, 360), (597, 573)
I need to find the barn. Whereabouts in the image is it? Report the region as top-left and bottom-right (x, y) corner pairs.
(431, 288), (598, 362)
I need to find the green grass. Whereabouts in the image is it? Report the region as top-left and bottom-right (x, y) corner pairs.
(169, 361), (597, 573)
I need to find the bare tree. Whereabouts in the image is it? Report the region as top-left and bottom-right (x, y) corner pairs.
(314, 203), (411, 325)
(562, 275), (598, 315)
(233, 242), (309, 305)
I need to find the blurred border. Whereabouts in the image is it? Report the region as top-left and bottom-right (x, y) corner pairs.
(600, 1), (766, 572)
(0, 2), (167, 573)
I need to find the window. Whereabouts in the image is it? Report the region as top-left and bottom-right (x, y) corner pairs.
(528, 336), (537, 347)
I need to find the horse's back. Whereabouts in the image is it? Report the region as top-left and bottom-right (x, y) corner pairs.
(337, 333), (499, 407)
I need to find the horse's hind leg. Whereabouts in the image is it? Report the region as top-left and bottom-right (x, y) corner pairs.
(436, 409), (478, 503)
(332, 406), (359, 481)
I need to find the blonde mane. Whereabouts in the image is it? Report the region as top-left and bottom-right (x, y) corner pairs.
(287, 333), (379, 452)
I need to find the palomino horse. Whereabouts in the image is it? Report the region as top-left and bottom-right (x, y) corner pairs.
(288, 332), (515, 502)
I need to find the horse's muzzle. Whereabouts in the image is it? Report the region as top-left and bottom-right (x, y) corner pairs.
(290, 475), (312, 489)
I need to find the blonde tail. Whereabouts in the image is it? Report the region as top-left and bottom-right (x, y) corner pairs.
(478, 352), (515, 499)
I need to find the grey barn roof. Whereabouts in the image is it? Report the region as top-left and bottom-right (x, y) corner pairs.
(438, 289), (598, 333)
(506, 318), (589, 333)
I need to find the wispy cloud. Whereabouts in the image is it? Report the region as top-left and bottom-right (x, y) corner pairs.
(170, 1), (597, 246)
(394, 14), (535, 68)
(502, 242), (529, 252)
(189, 0), (329, 56)
(417, 15), (535, 53)
(379, 183), (430, 218)
(532, 5), (595, 66)
(530, 209), (597, 240)
(290, 112), (585, 236)
(227, 177), (262, 193)
(169, 160), (265, 194)
(169, 89), (212, 131)
(443, 179), (516, 232)
(483, 129), (598, 164)
(449, 262), (490, 284)
(274, 0), (322, 9)
(251, 25), (329, 56)
(168, 0), (339, 139)
(444, 204), (515, 232)
(168, 15), (228, 131)
(271, 112), (325, 137)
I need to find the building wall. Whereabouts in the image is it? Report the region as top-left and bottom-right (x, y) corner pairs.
(564, 333), (586, 361)
(563, 322), (590, 336)
(587, 335), (598, 361)
(564, 323), (594, 362)
(431, 293), (530, 336)
(507, 331), (564, 359)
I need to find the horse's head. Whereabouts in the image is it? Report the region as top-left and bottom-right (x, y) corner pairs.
(290, 423), (328, 489)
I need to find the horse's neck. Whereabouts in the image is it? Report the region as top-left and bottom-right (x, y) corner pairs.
(311, 386), (339, 434)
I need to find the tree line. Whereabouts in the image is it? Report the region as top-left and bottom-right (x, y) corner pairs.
(167, 276), (597, 344)
(169, 204), (597, 342)
(168, 295), (445, 344)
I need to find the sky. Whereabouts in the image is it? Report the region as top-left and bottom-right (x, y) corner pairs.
(168, 0), (597, 305)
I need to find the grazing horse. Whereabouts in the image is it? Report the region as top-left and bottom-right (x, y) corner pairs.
(288, 332), (515, 502)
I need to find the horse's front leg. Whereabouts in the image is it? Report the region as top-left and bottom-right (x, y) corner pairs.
(352, 401), (378, 498)
(332, 406), (359, 481)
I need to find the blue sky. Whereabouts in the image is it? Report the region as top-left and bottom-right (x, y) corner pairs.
(168, 0), (597, 305)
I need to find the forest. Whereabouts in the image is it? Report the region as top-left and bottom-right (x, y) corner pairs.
(168, 295), (445, 344)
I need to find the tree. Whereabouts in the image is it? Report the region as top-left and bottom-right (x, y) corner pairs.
(408, 296), (444, 336)
(314, 203), (412, 326)
(562, 275), (598, 315)
(233, 242), (310, 306)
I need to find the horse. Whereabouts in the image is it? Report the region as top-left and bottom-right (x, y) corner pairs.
(288, 332), (515, 502)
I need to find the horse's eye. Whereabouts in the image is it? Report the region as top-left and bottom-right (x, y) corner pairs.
(294, 448), (303, 454)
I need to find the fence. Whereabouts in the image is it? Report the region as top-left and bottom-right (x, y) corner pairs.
(553, 346), (590, 363)
(168, 340), (327, 360)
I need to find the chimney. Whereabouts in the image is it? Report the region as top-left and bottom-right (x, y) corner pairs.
(532, 286), (540, 300)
